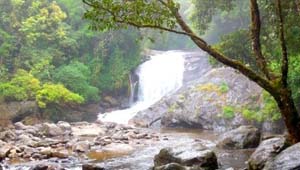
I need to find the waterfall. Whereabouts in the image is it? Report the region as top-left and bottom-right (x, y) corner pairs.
(98, 51), (185, 124)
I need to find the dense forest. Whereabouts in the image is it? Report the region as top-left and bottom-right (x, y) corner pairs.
(1, 0), (299, 124)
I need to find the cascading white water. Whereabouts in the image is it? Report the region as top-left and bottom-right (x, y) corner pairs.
(98, 51), (185, 124)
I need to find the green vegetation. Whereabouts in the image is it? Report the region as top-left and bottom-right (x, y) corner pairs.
(219, 82), (230, 93)
(222, 106), (235, 119)
(0, 0), (142, 114)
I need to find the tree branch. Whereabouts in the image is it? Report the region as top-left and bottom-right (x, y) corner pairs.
(250, 0), (271, 79)
(276, 0), (289, 88)
(168, 4), (276, 94)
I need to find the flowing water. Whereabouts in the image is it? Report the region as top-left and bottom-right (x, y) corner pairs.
(7, 51), (253, 170)
(98, 51), (185, 124)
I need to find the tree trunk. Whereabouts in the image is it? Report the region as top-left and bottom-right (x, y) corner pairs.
(275, 89), (300, 143)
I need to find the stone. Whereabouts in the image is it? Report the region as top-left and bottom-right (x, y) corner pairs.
(154, 163), (189, 170)
(248, 136), (288, 170)
(263, 142), (300, 170)
(57, 121), (71, 132)
(52, 149), (69, 158)
(40, 123), (64, 137)
(217, 126), (260, 149)
(14, 122), (27, 130)
(154, 143), (218, 170)
(72, 141), (90, 152)
(0, 144), (12, 159)
(82, 164), (105, 170)
(0, 130), (16, 141)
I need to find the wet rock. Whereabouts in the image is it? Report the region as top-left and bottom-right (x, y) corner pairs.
(154, 143), (218, 170)
(102, 143), (134, 153)
(40, 123), (64, 137)
(103, 96), (119, 108)
(72, 141), (90, 152)
(248, 136), (288, 170)
(154, 163), (189, 170)
(82, 164), (105, 170)
(30, 164), (65, 170)
(263, 142), (300, 170)
(217, 126), (260, 149)
(131, 67), (283, 133)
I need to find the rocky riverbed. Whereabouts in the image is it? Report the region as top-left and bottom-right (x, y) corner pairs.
(0, 121), (261, 170)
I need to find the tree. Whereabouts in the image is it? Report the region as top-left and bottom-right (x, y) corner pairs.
(83, 0), (300, 143)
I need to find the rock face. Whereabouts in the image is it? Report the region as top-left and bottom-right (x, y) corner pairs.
(248, 136), (288, 170)
(153, 143), (218, 170)
(0, 101), (38, 126)
(263, 142), (300, 170)
(217, 126), (260, 149)
(131, 67), (283, 133)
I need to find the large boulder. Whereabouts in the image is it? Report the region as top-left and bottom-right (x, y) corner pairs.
(217, 126), (260, 149)
(153, 143), (218, 170)
(40, 123), (64, 137)
(131, 67), (283, 133)
(0, 101), (38, 126)
(248, 136), (288, 170)
(263, 142), (300, 170)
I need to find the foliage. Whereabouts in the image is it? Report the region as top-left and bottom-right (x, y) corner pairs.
(222, 105), (235, 119)
(242, 91), (281, 122)
(0, 69), (40, 101)
(53, 61), (100, 102)
(36, 83), (84, 108)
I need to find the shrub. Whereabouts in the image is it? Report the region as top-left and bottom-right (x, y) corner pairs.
(36, 83), (84, 108)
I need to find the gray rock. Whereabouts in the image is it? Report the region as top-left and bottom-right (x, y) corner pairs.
(72, 141), (90, 152)
(248, 136), (288, 170)
(263, 142), (300, 170)
(14, 122), (27, 130)
(0, 130), (16, 141)
(130, 67), (280, 133)
(217, 126), (260, 149)
(154, 143), (218, 170)
(57, 121), (71, 132)
(40, 123), (64, 137)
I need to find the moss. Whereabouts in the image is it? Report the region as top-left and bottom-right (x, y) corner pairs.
(167, 103), (179, 113)
(222, 105), (235, 119)
(219, 82), (230, 93)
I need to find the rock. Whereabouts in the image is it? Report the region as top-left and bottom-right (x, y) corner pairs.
(0, 144), (12, 159)
(248, 136), (288, 170)
(263, 142), (300, 170)
(82, 164), (105, 170)
(40, 123), (64, 137)
(154, 143), (218, 170)
(130, 67), (282, 133)
(17, 134), (38, 146)
(154, 163), (189, 170)
(72, 141), (90, 152)
(0, 130), (16, 141)
(52, 149), (69, 158)
(103, 96), (119, 107)
(0, 101), (38, 126)
(29, 164), (64, 170)
(14, 122), (27, 130)
(217, 126), (260, 149)
(57, 121), (72, 132)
